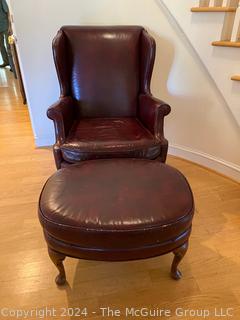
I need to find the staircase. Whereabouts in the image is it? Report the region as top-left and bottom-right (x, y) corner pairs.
(159, 0), (240, 126)
(192, 0), (240, 81)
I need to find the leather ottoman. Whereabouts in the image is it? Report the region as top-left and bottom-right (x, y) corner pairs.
(38, 159), (194, 285)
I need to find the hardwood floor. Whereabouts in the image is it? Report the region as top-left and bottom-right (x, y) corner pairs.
(0, 68), (240, 319)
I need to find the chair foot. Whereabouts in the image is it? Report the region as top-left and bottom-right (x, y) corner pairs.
(55, 273), (67, 286)
(53, 144), (64, 170)
(48, 247), (66, 286)
(171, 241), (188, 280)
(159, 139), (168, 163)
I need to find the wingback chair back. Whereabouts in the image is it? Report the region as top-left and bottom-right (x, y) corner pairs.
(48, 26), (171, 169)
(53, 26), (154, 118)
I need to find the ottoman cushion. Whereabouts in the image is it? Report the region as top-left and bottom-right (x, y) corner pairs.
(39, 159), (194, 257)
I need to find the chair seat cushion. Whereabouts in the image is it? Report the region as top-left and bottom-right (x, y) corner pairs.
(60, 118), (161, 162)
(39, 159), (194, 254)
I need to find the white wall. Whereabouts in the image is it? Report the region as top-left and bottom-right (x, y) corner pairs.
(10, 0), (240, 179)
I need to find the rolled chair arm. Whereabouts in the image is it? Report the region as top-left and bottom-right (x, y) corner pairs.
(47, 96), (75, 144)
(139, 94), (171, 139)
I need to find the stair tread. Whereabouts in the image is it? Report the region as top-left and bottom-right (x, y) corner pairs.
(231, 75), (240, 81)
(212, 41), (240, 47)
(191, 7), (237, 12)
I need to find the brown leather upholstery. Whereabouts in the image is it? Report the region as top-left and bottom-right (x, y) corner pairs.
(39, 159), (194, 261)
(48, 26), (171, 169)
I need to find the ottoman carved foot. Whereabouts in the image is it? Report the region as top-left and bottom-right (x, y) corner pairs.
(171, 242), (188, 280)
(48, 247), (66, 286)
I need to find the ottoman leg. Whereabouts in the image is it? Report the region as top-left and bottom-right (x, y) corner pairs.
(171, 241), (188, 280)
(48, 247), (66, 286)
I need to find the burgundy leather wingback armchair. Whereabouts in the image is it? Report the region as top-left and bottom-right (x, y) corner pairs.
(47, 26), (171, 169)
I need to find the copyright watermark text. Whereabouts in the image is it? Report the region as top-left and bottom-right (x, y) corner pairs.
(0, 306), (235, 318)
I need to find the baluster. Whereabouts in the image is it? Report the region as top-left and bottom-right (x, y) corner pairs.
(222, 0), (229, 7)
(199, 0), (210, 7)
(209, 0), (216, 7)
(231, 4), (240, 41)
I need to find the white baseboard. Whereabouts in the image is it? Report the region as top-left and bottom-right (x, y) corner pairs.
(169, 144), (240, 182)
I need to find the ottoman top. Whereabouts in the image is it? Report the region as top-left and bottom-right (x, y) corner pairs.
(39, 159), (194, 230)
